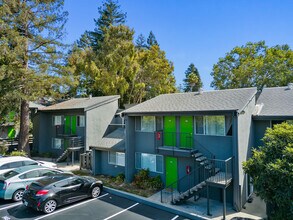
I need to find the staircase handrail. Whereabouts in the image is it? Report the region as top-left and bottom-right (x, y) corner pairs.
(193, 139), (215, 160)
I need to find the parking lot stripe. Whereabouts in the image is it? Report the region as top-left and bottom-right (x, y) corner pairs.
(103, 202), (139, 220)
(0, 202), (22, 211)
(34, 193), (109, 220)
(171, 215), (179, 220)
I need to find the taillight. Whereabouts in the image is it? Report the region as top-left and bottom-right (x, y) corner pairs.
(36, 190), (49, 196)
(3, 182), (10, 190)
(26, 185), (29, 190)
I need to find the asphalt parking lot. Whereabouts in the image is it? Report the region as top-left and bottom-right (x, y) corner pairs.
(0, 193), (189, 220)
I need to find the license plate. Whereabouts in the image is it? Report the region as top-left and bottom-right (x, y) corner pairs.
(24, 200), (28, 206)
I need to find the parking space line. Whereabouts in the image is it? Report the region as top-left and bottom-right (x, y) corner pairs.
(34, 193), (109, 220)
(0, 202), (22, 211)
(103, 202), (139, 220)
(171, 215), (179, 220)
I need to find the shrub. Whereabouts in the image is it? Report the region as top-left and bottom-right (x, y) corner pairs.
(133, 169), (163, 191)
(0, 145), (8, 155)
(115, 173), (125, 183)
(9, 151), (28, 157)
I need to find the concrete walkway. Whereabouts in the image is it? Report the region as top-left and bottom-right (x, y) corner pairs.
(149, 191), (266, 220)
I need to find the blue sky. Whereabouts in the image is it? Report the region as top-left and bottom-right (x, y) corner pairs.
(64, 0), (293, 90)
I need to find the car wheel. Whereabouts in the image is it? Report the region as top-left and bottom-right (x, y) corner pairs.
(91, 186), (101, 198)
(13, 189), (24, 202)
(43, 199), (57, 214)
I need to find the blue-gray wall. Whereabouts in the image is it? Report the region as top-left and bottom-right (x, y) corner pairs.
(92, 150), (125, 176)
(253, 120), (270, 148)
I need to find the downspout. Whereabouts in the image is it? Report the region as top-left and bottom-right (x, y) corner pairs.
(232, 111), (241, 211)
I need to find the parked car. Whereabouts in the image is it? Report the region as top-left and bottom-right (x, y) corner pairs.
(0, 156), (57, 175)
(0, 165), (70, 202)
(23, 175), (103, 214)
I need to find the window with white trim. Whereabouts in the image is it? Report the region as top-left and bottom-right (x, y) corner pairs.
(135, 152), (163, 173)
(195, 116), (225, 136)
(52, 138), (63, 149)
(108, 152), (125, 166)
(135, 116), (162, 132)
(77, 115), (85, 127)
(53, 116), (63, 126)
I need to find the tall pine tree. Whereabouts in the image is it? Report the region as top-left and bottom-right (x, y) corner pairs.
(183, 63), (203, 92)
(147, 31), (159, 48)
(135, 34), (147, 49)
(0, 0), (69, 155)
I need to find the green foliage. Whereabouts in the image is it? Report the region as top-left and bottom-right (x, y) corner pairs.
(211, 41), (293, 90)
(0, 145), (8, 155)
(183, 63), (203, 92)
(146, 31), (159, 48)
(243, 123), (293, 219)
(133, 169), (163, 190)
(68, 1), (176, 106)
(0, 0), (70, 154)
(9, 151), (28, 157)
(115, 173), (125, 183)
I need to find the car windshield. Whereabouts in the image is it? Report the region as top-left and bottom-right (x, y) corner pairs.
(0, 170), (19, 180)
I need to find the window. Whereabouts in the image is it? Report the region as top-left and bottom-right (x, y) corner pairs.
(69, 178), (84, 186)
(135, 153), (163, 173)
(141, 116), (155, 132)
(108, 152), (125, 166)
(9, 161), (23, 168)
(53, 116), (63, 126)
(195, 116), (226, 136)
(136, 116), (161, 132)
(23, 161), (38, 166)
(52, 138), (63, 149)
(19, 170), (40, 179)
(38, 169), (59, 177)
(77, 115), (85, 127)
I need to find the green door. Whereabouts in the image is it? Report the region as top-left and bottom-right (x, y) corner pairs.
(165, 156), (178, 188)
(163, 116), (176, 146)
(180, 116), (193, 149)
(64, 116), (77, 135)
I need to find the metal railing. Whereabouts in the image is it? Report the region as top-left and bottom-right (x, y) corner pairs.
(63, 136), (84, 149)
(155, 131), (215, 159)
(160, 165), (208, 204)
(206, 157), (233, 186)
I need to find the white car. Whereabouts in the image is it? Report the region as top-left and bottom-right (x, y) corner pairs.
(0, 156), (57, 175)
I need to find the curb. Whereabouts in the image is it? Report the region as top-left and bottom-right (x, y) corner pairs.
(104, 186), (208, 220)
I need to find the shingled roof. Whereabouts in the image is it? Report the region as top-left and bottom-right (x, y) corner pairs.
(40, 95), (120, 111)
(254, 85), (293, 117)
(124, 88), (257, 114)
(90, 127), (125, 152)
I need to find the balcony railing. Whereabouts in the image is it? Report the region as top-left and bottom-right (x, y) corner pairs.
(205, 157), (233, 186)
(155, 131), (215, 159)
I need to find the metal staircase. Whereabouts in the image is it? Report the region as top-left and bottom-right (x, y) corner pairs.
(160, 149), (233, 206)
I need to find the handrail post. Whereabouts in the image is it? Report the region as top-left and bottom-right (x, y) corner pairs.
(161, 188), (163, 203)
(225, 160), (228, 185)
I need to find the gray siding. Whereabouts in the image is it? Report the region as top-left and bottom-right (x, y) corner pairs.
(93, 150), (125, 176)
(254, 120), (270, 148)
(237, 96), (256, 208)
(86, 100), (118, 151)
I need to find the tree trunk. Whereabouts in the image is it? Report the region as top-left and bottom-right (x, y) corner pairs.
(18, 100), (30, 156)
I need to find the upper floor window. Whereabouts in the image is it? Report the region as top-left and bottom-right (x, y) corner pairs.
(195, 115), (226, 136)
(53, 115), (63, 126)
(135, 116), (163, 132)
(77, 115), (85, 127)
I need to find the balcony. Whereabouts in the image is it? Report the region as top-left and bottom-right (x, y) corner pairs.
(155, 131), (196, 157)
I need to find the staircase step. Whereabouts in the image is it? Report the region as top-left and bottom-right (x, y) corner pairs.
(193, 152), (203, 158)
(200, 160), (209, 166)
(215, 168), (221, 174)
(196, 156), (207, 162)
(205, 164), (213, 170)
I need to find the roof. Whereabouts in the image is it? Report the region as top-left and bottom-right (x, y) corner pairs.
(29, 102), (45, 109)
(91, 127), (125, 152)
(40, 95), (120, 112)
(124, 88), (257, 114)
(254, 86), (293, 117)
